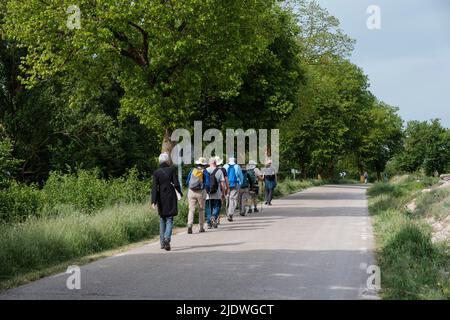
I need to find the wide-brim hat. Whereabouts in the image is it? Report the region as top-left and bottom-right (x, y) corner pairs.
(248, 160), (257, 169)
(195, 157), (208, 166)
(214, 156), (224, 166)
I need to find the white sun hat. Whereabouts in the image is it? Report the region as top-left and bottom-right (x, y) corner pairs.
(195, 157), (208, 166)
(248, 160), (257, 169)
(214, 156), (224, 166)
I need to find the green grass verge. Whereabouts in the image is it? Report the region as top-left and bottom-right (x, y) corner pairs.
(368, 176), (450, 300)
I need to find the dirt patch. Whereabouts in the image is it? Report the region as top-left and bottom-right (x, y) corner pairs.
(427, 215), (450, 245)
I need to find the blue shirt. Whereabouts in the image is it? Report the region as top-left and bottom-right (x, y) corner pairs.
(223, 163), (244, 188)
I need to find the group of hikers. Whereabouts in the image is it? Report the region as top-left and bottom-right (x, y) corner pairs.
(151, 154), (277, 251)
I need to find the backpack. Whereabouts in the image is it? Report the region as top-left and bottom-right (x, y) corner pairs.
(189, 168), (204, 191)
(241, 169), (249, 189)
(209, 168), (220, 194)
(247, 169), (257, 190)
(227, 165), (238, 188)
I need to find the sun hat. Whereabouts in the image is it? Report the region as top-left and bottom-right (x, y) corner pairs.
(214, 156), (224, 166)
(208, 157), (217, 165)
(195, 157), (208, 166)
(228, 156), (236, 165)
(248, 159), (257, 169)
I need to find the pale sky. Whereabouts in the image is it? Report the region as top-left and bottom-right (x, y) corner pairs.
(316, 0), (450, 128)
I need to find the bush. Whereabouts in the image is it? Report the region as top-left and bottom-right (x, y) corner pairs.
(40, 168), (150, 216)
(0, 168), (151, 224)
(0, 181), (43, 223)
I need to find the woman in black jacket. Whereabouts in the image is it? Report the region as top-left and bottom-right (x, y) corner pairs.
(151, 153), (182, 251)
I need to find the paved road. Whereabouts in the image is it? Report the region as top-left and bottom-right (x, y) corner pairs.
(1, 185), (378, 300)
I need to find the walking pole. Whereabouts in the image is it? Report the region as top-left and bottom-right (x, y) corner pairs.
(260, 180), (264, 213)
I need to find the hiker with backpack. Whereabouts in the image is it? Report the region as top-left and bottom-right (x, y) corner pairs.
(214, 156), (229, 225)
(247, 160), (262, 214)
(223, 156), (244, 222)
(205, 157), (226, 229)
(262, 159), (277, 206)
(186, 157), (211, 234)
(238, 167), (254, 216)
(151, 153), (183, 251)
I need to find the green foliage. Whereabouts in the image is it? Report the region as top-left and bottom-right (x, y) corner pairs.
(273, 178), (323, 197)
(200, 8), (304, 130)
(41, 168), (149, 215)
(397, 120), (450, 176)
(0, 138), (22, 186)
(0, 168), (150, 224)
(281, 58), (374, 179)
(0, 181), (42, 223)
(4, 0), (280, 133)
(358, 102), (404, 178)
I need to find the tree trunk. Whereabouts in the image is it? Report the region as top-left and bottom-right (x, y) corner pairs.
(358, 164), (365, 183)
(327, 161), (334, 180)
(161, 128), (176, 165)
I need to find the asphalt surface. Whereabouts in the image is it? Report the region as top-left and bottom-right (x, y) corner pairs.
(0, 184), (378, 300)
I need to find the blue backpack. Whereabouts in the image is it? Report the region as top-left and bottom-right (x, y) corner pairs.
(227, 165), (238, 188)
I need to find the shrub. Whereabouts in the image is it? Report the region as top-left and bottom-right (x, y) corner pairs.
(0, 181), (43, 223)
(41, 168), (150, 216)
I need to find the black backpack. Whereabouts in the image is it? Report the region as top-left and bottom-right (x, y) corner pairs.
(209, 168), (220, 194)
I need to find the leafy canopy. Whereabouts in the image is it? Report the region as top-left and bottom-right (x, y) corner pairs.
(5, 0), (279, 131)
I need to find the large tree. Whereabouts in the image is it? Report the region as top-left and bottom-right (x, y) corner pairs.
(358, 102), (404, 180)
(4, 0), (280, 154)
(399, 120), (450, 176)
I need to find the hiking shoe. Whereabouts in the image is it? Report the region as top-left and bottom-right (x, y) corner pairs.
(187, 226), (193, 234)
(248, 209), (253, 214)
(207, 223), (212, 229)
(160, 243), (165, 249)
(164, 240), (171, 251)
(199, 227), (205, 233)
(253, 208), (259, 213)
(227, 216), (233, 222)
(213, 219), (218, 228)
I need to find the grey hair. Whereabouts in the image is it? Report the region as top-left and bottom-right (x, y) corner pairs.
(158, 153), (170, 164)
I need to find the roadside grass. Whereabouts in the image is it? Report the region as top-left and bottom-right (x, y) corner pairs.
(273, 179), (324, 198)
(0, 203), (159, 286)
(368, 176), (450, 300)
(0, 178), (326, 292)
